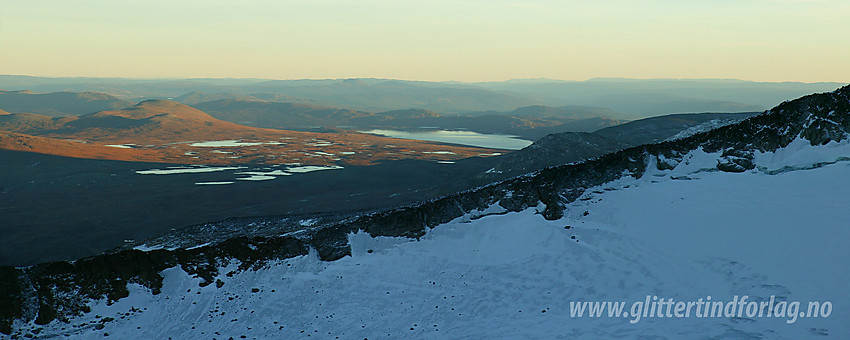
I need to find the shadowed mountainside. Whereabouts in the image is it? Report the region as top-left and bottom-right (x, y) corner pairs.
(474, 111), (759, 181)
(191, 99), (374, 128)
(468, 104), (618, 119)
(592, 112), (759, 146)
(172, 91), (265, 105)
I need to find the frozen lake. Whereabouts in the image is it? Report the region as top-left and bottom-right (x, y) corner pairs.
(190, 140), (265, 147)
(359, 129), (533, 150)
(134, 164), (344, 184)
(135, 166), (245, 175)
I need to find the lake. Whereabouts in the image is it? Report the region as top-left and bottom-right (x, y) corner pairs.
(359, 129), (533, 150)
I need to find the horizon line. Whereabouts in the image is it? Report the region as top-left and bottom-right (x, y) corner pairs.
(1, 74), (846, 85)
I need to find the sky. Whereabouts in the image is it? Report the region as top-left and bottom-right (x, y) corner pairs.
(1, 0), (848, 82)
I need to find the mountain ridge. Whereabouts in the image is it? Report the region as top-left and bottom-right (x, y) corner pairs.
(475, 111), (758, 181)
(5, 76), (836, 117)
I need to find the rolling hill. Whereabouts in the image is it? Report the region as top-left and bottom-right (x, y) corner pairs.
(172, 91), (265, 105)
(191, 99), (374, 128)
(0, 99), (502, 166)
(0, 89), (132, 116)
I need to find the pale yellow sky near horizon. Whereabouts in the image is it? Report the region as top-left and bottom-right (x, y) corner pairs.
(1, 0), (848, 83)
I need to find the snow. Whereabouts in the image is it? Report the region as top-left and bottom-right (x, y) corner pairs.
(285, 165), (344, 173)
(455, 203), (509, 223)
(105, 144), (135, 149)
(132, 244), (171, 252)
(299, 218), (318, 227)
(186, 242), (213, 250)
(136, 165), (341, 182)
(194, 181), (235, 185)
(190, 140), (265, 147)
(754, 137), (850, 173)
(135, 166), (244, 175)
(308, 141), (334, 147)
(664, 119), (743, 141)
(30, 139), (850, 339)
(235, 170), (292, 176)
(236, 175), (276, 181)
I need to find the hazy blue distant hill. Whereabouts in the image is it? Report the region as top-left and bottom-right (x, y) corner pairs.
(246, 78), (542, 113)
(0, 76), (544, 113)
(475, 78), (843, 118)
(371, 108), (443, 119)
(173, 91), (266, 105)
(510, 105), (617, 119)
(0, 76), (270, 100)
(248, 93), (323, 105)
(1, 76), (831, 119)
(191, 99), (374, 129)
(0, 89), (132, 116)
(467, 105), (617, 119)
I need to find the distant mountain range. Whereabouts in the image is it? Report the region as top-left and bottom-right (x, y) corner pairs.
(1, 76), (841, 118)
(475, 78), (844, 118)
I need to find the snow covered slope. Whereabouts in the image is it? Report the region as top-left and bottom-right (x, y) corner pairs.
(3, 85), (849, 338)
(17, 138), (850, 339)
